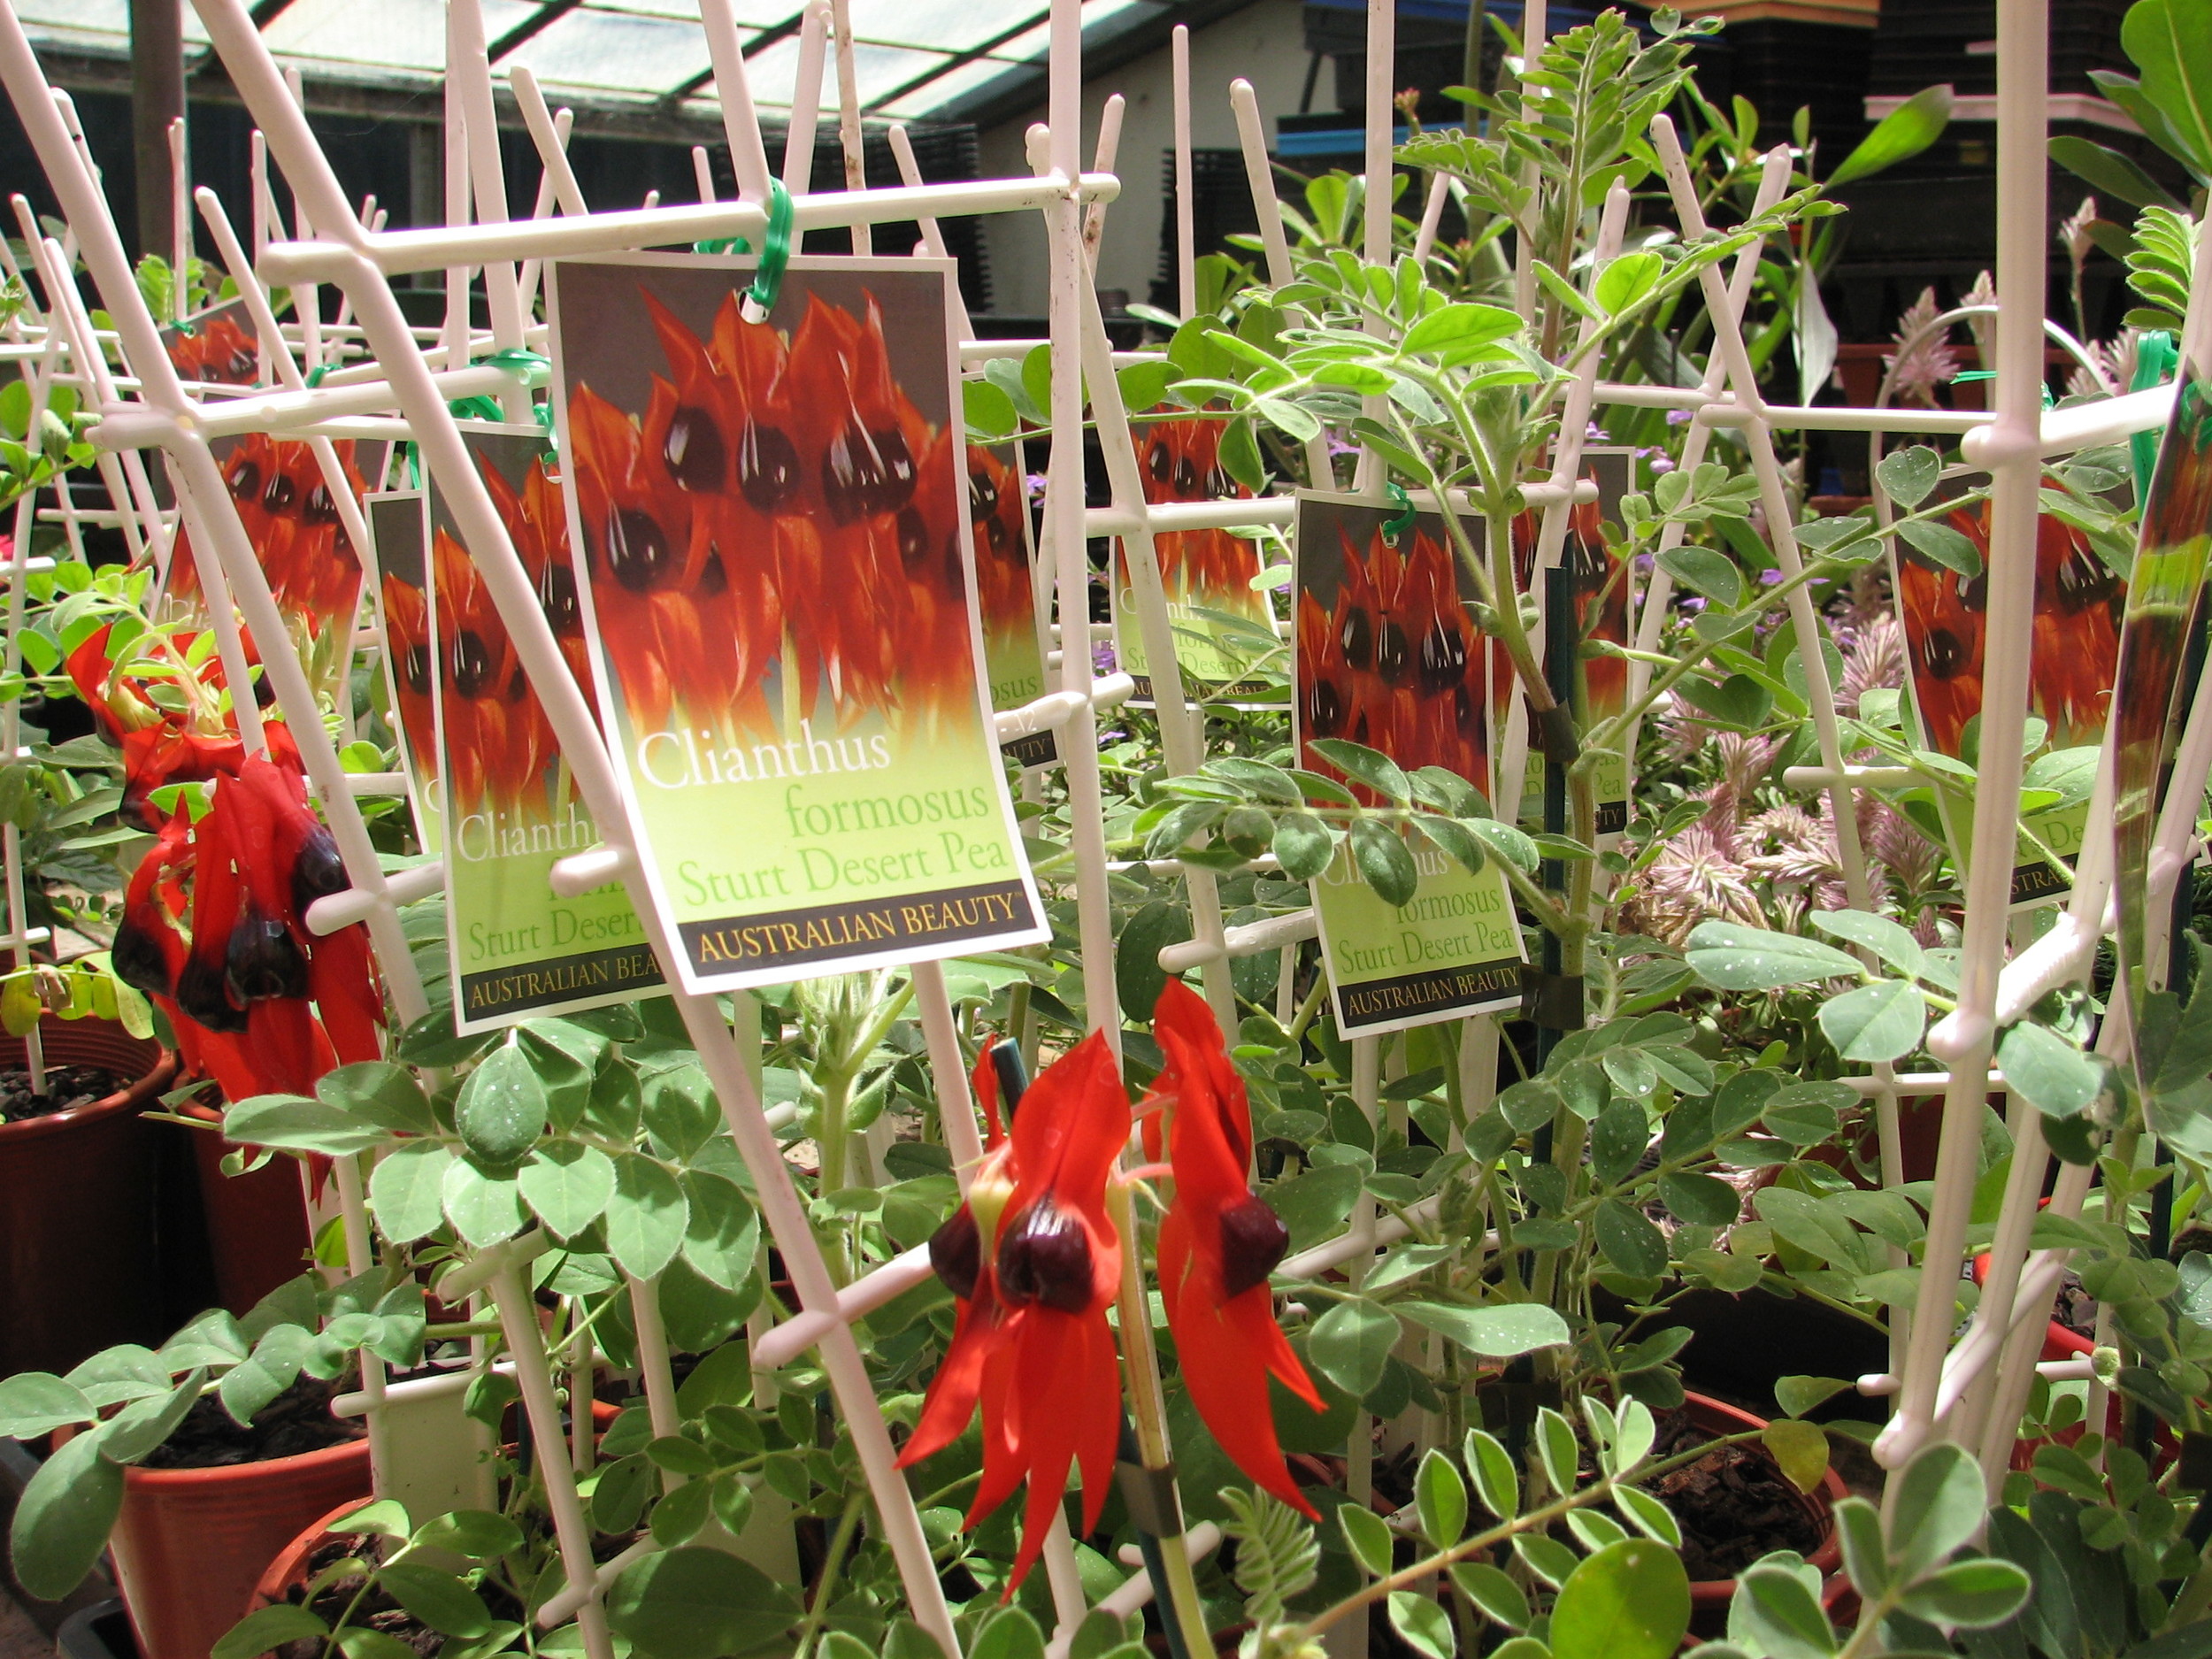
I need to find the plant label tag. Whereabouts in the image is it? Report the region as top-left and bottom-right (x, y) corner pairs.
(546, 254), (1048, 992)
(364, 490), (441, 856)
(427, 426), (668, 1032)
(1114, 412), (1280, 708)
(1295, 491), (1525, 1038)
(1511, 447), (1634, 845)
(970, 438), (1056, 769)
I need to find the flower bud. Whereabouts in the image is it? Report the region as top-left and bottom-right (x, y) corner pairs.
(1218, 1194), (1290, 1300)
(997, 1199), (1094, 1314)
(928, 1205), (982, 1301)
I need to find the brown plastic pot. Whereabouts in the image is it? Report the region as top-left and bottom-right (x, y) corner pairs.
(176, 1098), (313, 1315)
(1682, 1393), (1849, 1635)
(0, 1017), (176, 1375)
(99, 1431), (372, 1659)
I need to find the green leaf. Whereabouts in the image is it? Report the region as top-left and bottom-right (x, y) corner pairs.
(1685, 922), (1863, 990)
(1309, 1297), (1398, 1396)
(2047, 134), (2183, 210)
(97, 1367), (206, 1463)
(1396, 1302), (1570, 1358)
(1829, 83), (1952, 187)
(378, 1563), (493, 1637)
(9, 1427), (125, 1600)
(1875, 446), (1942, 511)
(442, 1156), (526, 1248)
(518, 1141), (617, 1240)
(1734, 1563), (1837, 1658)
(412, 1510), (526, 1561)
(1594, 251), (1663, 316)
(0, 1373), (94, 1441)
(604, 1154), (689, 1280)
(1775, 1375), (1853, 1418)
(1349, 818), (1419, 907)
(1897, 1557), (2031, 1629)
(1888, 1440), (1986, 1579)
(222, 1094), (388, 1156)
(1310, 738), (1409, 801)
(1339, 1504), (1394, 1577)
(369, 1140), (451, 1243)
(1761, 1419), (1831, 1495)
(1614, 1485), (1681, 1547)
(604, 1547), (800, 1659)
(456, 1041), (549, 1165)
(1415, 1448), (1468, 1547)
(1401, 302), (1518, 357)
(1463, 818), (1539, 872)
(1464, 1428), (1518, 1522)
(1656, 546), (1743, 607)
(649, 1478), (715, 1548)
(1818, 980), (1926, 1064)
(2124, 0), (2212, 182)
(212, 1605), (330, 1659)
(963, 379), (1018, 441)
(319, 1062), (436, 1134)
(1675, 672), (1772, 731)
(1272, 811), (1336, 880)
(680, 1170), (759, 1291)
(1536, 1408), (1579, 1498)
(1595, 1199), (1669, 1279)
(1832, 1495), (1888, 1600)
(972, 1609), (1048, 1659)
(1550, 1540), (1691, 1659)
(1451, 1562), (1530, 1629)
(1808, 911), (1926, 979)
(1897, 519), (1984, 579)
(1388, 1592), (1456, 1659)
(1658, 1171), (1741, 1227)
(1997, 1021), (2106, 1118)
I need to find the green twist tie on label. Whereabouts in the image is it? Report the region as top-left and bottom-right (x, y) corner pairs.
(693, 235), (752, 257)
(486, 347), (550, 390)
(304, 363), (331, 388)
(447, 395), (505, 422)
(2132, 328), (2178, 503)
(740, 180), (795, 326)
(1381, 480), (1417, 544)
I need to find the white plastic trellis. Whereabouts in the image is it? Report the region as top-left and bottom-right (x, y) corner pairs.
(1, 0), (2205, 1648)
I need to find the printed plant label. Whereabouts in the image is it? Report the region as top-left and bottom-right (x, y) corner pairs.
(1892, 477), (2118, 907)
(970, 438), (1055, 768)
(429, 426), (666, 1031)
(364, 491), (441, 856)
(1115, 412), (1279, 706)
(1507, 448), (1633, 841)
(160, 296), (260, 388)
(1296, 491), (1525, 1037)
(548, 254), (1047, 992)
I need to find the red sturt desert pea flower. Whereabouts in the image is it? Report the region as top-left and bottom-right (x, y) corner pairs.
(897, 1030), (1130, 1592)
(1148, 979), (1323, 1517)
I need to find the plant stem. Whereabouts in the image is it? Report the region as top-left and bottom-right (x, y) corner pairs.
(1108, 1176), (1214, 1659)
(791, 1492), (865, 1659)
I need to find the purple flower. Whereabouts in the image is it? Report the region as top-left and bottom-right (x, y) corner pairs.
(1678, 595), (1707, 613)
(1026, 472), (1049, 501)
(1634, 552), (1655, 572)
(1648, 455), (1675, 474)
(1326, 433), (1359, 457)
(1758, 568), (1785, 586)
(1665, 408), (1692, 426)
(1586, 421), (1606, 442)
(1093, 641), (1119, 675)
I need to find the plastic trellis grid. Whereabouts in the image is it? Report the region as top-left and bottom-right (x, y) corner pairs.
(0, 0), (2198, 1655)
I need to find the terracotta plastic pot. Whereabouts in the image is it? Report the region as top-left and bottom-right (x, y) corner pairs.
(101, 1432), (372, 1659)
(177, 1098), (313, 1315)
(1681, 1393), (1849, 1633)
(0, 1017), (176, 1375)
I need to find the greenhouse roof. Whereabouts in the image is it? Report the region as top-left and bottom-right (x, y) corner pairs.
(14, 0), (1241, 138)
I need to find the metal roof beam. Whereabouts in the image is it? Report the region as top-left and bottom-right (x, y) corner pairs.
(488, 0), (587, 62)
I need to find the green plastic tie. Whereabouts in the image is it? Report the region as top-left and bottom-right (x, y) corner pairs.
(740, 180), (795, 326)
(486, 347), (550, 389)
(1381, 480), (1417, 544)
(693, 235), (752, 257)
(447, 395), (505, 422)
(2132, 328), (2179, 503)
(304, 363), (331, 388)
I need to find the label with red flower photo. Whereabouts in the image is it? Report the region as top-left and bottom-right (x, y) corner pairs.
(1503, 448), (1634, 843)
(364, 491), (441, 856)
(1113, 412), (1279, 708)
(547, 255), (1047, 992)
(1889, 472), (2117, 909)
(969, 438), (1055, 768)
(160, 296), (261, 389)
(428, 426), (667, 1031)
(1295, 491), (1525, 1038)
